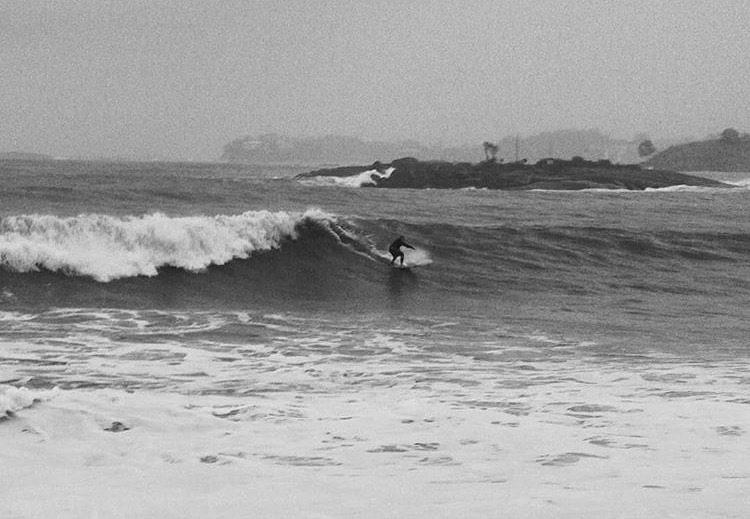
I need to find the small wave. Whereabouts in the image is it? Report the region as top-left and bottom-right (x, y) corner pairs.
(643, 184), (735, 193)
(531, 185), (731, 194)
(0, 209), (339, 281)
(529, 188), (628, 193)
(727, 178), (750, 188)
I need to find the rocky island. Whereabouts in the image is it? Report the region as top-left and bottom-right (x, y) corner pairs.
(296, 157), (731, 190)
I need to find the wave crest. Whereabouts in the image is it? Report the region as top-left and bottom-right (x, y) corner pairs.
(0, 209), (337, 281)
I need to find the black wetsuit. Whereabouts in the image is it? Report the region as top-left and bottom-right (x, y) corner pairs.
(389, 237), (414, 265)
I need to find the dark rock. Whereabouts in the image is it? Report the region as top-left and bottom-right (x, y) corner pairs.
(104, 421), (130, 432)
(297, 157), (731, 190)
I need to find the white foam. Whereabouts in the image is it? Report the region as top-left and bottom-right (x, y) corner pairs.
(644, 184), (720, 193)
(0, 208), (336, 281)
(529, 187), (628, 193)
(0, 311), (34, 322)
(404, 247), (433, 267)
(307, 167), (395, 188)
(374, 246), (434, 267)
(643, 177), (750, 192)
(0, 385), (55, 417)
(2, 314), (750, 518)
(533, 183), (748, 194)
(727, 177), (750, 188)
(2, 359), (749, 518)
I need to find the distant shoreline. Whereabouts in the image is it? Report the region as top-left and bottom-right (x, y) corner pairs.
(0, 152), (55, 161)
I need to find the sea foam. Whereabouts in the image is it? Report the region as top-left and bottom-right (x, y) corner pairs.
(305, 167), (395, 188)
(728, 177), (750, 188)
(0, 209), (335, 281)
(0, 385), (51, 418)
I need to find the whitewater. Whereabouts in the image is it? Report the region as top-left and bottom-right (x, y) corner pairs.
(1, 159), (749, 518)
(0, 209), (337, 281)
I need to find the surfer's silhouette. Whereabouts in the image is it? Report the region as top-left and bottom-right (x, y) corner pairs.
(389, 235), (414, 266)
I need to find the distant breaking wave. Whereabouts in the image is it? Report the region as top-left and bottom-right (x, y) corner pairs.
(300, 167), (396, 188)
(0, 209), (347, 281)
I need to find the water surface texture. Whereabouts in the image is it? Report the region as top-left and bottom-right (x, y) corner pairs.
(1, 160), (749, 518)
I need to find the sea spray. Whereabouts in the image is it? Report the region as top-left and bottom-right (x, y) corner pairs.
(404, 247), (433, 267)
(301, 167), (396, 188)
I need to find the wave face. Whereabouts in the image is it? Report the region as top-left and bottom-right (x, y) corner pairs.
(0, 209), (396, 310)
(1, 207), (749, 314)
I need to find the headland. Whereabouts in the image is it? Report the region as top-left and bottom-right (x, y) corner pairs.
(644, 131), (750, 172)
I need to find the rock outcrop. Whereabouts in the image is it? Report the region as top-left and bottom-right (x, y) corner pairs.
(297, 157), (730, 190)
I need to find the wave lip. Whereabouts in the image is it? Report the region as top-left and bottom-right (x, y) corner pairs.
(0, 209), (336, 282)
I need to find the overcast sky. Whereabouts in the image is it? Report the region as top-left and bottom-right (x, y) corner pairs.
(2, 0), (749, 160)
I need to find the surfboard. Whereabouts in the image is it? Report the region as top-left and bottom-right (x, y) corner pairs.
(376, 247), (431, 269)
(377, 252), (408, 269)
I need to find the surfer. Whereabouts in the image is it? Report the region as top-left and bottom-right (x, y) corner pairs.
(389, 235), (414, 266)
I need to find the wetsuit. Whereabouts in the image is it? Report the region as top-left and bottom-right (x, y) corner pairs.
(389, 237), (414, 265)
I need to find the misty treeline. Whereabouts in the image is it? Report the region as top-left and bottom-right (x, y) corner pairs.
(223, 130), (644, 165)
(636, 127), (748, 158)
(223, 128), (747, 165)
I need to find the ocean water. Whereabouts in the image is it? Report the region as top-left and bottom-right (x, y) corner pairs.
(1, 159), (749, 518)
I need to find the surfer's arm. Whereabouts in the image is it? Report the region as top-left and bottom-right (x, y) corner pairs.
(404, 241), (415, 249)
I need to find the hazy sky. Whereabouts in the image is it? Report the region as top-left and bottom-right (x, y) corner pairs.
(2, 0), (749, 160)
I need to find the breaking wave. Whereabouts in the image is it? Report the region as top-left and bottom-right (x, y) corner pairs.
(0, 209), (346, 281)
(1, 208), (748, 312)
(299, 167), (396, 188)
